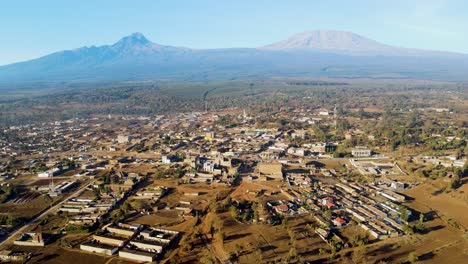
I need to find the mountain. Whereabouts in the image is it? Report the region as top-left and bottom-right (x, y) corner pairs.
(263, 30), (396, 53)
(1, 31), (468, 87)
(262, 30), (463, 57)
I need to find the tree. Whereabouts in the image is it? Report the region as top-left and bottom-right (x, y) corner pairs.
(121, 201), (131, 214)
(462, 163), (468, 177)
(131, 200), (149, 211)
(351, 233), (369, 247)
(330, 240), (341, 259)
(289, 247), (297, 258)
(407, 252), (418, 263)
(414, 222), (426, 233)
(230, 206), (239, 220)
(403, 224), (415, 234)
(399, 205), (410, 223)
(323, 208), (332, 220)
(449, 174), (461, 190)
(313, 181), (320, 190)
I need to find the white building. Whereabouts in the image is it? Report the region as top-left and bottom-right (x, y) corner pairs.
(117, 135), (130, 144)
(37, 168), (61, 178)
(352, 147), (371, 157)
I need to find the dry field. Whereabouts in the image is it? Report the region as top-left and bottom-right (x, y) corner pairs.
(334, 180), (468, 263)
(230, 180), (288, 202)
(0, 194), (56, 219)
(6, 242), (107, 264)
(220, 215), (328, 263)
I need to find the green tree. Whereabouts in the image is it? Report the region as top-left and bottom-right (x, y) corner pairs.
(407, 252), (418, 263)
(450, 174), (461, 190)
(289, 247), (297, 258)
(399, 205), (410, 223)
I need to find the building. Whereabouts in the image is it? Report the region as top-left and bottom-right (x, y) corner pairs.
(306, 143), (337, 153)
(162, 155), (177, 164)
(204, 131), (215, 141)
(117, 135), (131, 144)
(92, 233), (128, 247)
(378, 191), (405, 203)
(352, 147), (372, 157)
(13, 233), (49, 247)
(274, 204), (289, 214)
(390, 181), (405, 191)
(81, 223), (142, 256)
(80, 241), (119, 255)
(48, 181), (78, 196)
(0, 250), (32, 262)
(119, 249), (157, 262)
(333, 217), (347, 227)
(37, 168), (61, 177)
(119, 227), (179, 262)
(135, 186), (166, 200)
(106, 223), (142, 238)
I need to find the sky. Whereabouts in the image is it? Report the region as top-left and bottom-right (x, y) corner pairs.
(0, 0), (467, 65)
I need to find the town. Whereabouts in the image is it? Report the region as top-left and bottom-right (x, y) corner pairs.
(0, 100), (466, 263)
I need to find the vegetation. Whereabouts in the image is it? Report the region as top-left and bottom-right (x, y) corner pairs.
(0, 186), (17, 203)
(0, 214), (21, 226)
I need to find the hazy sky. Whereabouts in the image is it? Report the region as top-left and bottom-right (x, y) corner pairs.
(1, 0), (467, 65)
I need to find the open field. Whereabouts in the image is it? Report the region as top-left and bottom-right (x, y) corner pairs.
(0, 194), (55, 219)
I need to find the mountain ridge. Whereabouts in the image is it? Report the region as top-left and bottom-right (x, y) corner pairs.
(0, 30), (467, 85)
(262, 30), (465, 57)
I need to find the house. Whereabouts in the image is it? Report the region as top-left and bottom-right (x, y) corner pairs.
(117, 135), (131, 144)
(333, 217), (347, 227)
(162, 155), (177, 164)
(390, 181), (405, 191)
(321, 197), (334, 205)
(202, 161), (216, 172)
(261, 145), (286, 160)
(204, 131), (215, 141)
(306, 143), (337, 153)
(287, 147), (308, 157)
(352, 147), (372, 157)
(274, 204), (289, 213)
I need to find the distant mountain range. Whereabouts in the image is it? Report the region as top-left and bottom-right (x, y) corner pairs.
(263, 30), (462, 57)
(1, 30), (467, 86)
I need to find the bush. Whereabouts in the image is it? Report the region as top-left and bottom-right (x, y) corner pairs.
(0, 215), (20, 226)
